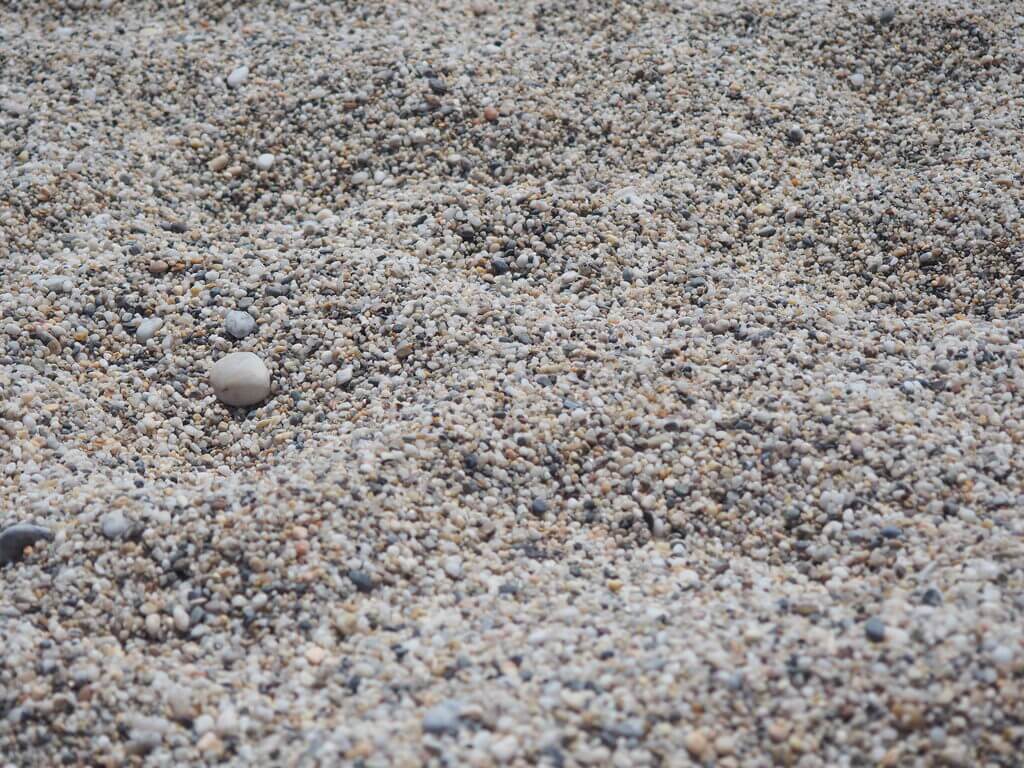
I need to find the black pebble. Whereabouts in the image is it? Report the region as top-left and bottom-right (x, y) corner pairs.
(490, 256), (510, 275)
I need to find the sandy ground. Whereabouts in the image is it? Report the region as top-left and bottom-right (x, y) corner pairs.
(1, 1), (1023, 766)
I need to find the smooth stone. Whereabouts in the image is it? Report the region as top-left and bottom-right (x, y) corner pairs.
(348, 570), (375, 593)
(100, 511), (130, 540)
(422, 700), (462, 734)
(865, 617), (886, 643)
(136, 317), (163, 343)
(224, 310), (256, 340)
(210, 352), (271, 407)
(255, 153), (275, 170)
(226, 66), (249, 88)
(0, 523), (53, 566)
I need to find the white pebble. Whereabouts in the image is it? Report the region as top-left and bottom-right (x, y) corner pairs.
(254, 153), (275, 170)
(226, 66), (249, 89)
(136, 317), (163, 343)
(210, 352), (271, 407)
(100, 511), (129, 540)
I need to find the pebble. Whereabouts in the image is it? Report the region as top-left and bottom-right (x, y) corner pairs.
(0, 523), (53, 566)
(684, 729), (710, 759)
(210, 352), (271, 407)
(173, 605), (191, 633)
(100, 511), (130, 540)
(226, 65), (249, 88)
(865, 617), (887, 643)
(224, 310), (257, 340)
(254, 153), (275, 170)
(136, 317), (163, 343)
(422, 700), (462, 734)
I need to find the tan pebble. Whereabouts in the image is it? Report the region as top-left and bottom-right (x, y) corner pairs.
(208, 154), (229, 172)
(484, 105), (499, 122)
(685, 729), (710, 759)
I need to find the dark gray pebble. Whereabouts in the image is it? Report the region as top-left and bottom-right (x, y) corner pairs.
(865, 616), (886, 643)
(0, 523), (53, 566)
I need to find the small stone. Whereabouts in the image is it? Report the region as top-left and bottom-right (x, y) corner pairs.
(531, 497), (549, 515)
(880, 525), (902, 539)
(149, 259), (169, 275)
(685, 729), (710, 759)
(850, 72), (865, 89)
(443, 556), (463, 580)
(490, 256), (510, 275)
(865, 617), (886, 643)
(254, 153), (275, 170)
(173, 605), (190, 633)
(922, 588), (943, 607)
(879, 7), (896, 24)
(145, 613), (162, 637)
(0, 523), (53, 566)
(166, 685), (194, 720)
(491, 735), (519, 763)
(483, 105), (499, 122)
(336, 365), (354, 386)
(210, 352), (271, 407)
(991, 645), (1015, 669)
(348, 570), (375, 593)
(100, 511), (130, 540)
(226, 66), (249, 89)
(422, 700), (462, 734)
(786, 125), (804, 144)
(197, 732), (224, 757)
(305, 645), (326, 665)
(224, 310), (256, 340)
(215, 706), (239, 736)
(136, 317), (163, 343)
(208, 154), (229, 172)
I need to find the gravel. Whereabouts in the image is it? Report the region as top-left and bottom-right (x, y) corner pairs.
(1, 0), (1022, 765)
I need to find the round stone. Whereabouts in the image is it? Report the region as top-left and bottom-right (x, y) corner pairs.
(210, 352), (271, 407)
(255, 153), (275, 170)
(865, 617), (886, 643)
(224, 310), (257, 340)
(100, 511), (130, 540)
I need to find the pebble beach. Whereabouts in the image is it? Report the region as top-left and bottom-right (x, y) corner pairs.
(1, 0), (1023, 765)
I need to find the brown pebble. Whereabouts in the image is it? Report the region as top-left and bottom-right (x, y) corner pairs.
(149, 259), (168, 275)
(484, 105), (499, 122)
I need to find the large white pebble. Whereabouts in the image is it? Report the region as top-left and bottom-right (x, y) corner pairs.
(226, 66), (249, 89)
(136, 317), (164, 343)
(210, 352), (271, 407)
